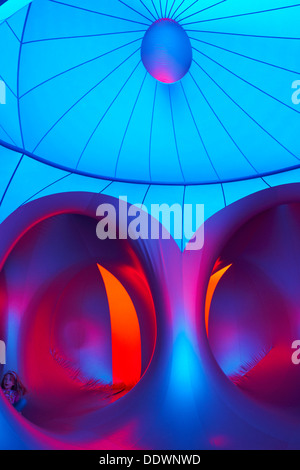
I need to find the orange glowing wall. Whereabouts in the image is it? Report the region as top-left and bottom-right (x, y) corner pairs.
(97, 264), (142, 387)
(205, 264), (232, 337)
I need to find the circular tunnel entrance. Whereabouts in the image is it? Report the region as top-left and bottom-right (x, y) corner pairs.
(206, 202), (300, 416)
(0, 211), (157, 435)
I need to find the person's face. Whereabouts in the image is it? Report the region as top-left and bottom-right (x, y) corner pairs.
(3, 374), (15, 390)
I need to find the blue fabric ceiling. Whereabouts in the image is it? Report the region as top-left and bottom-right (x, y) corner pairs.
(0, 0), (300, 185)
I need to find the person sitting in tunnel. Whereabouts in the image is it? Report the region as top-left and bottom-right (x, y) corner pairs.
(1, 371), (27, 412)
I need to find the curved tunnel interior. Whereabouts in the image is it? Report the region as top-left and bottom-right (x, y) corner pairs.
(206, 202), (300, 417)
(0, 212), (157, 434)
